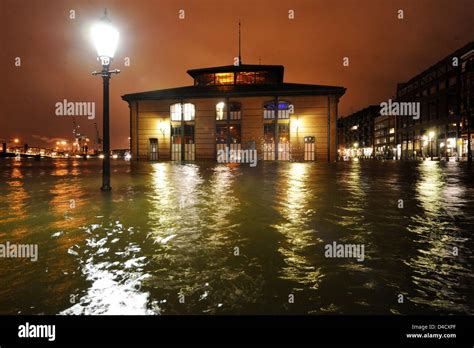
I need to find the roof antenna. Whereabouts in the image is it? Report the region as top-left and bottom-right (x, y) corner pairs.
(238, 20), (242, 66)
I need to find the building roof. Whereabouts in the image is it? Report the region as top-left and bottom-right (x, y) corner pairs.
(341, 104), (381, 120)
(187, 64), (285, 81)
(122, 82), (346, 102)
(398, 41), (474, 89)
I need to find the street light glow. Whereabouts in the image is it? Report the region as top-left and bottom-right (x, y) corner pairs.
(292, 118), (301, 131)
(91, 10), (119, 62)
(428, 131), (435, 139)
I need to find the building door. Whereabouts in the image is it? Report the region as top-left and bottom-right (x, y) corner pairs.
(172, 125), (195, 161)
(277, 124), (290, 160)
(263, 124), (275, 160)
(304, 136), (315, 161)
(171, 127), (181, 161)
(149, 138), (158, 161)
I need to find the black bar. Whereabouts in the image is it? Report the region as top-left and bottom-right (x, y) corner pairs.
(0, 315), (472, 346)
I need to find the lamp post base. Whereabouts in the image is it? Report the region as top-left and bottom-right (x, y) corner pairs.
(100, 185), (112, 192)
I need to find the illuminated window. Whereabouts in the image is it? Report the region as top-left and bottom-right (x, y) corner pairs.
(229, 102), (241, 120)
(195, 74), (215, 86)
(264, 101), (291, 119)
(216, 125), (227, 144)
(215, 125), (241, 144)
(216, 102), (225, 120)
(215, 73), (234, 85)
(216, 102), (241, 120)
(351, 125), (358, 131)
(389, 128), (395, 134)
(236, 72), (255, 84)
(278, 124), (289, 143)
(264, 124), (275, 143)
(255, 71), (276, 84)
(170, 103), (195, 121)
(229, 125), (241, 143)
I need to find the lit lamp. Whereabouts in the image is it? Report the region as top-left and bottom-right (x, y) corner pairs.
(158, 121), (167, 137)
(91, 9), (120, 191)
(292, 118), (301, 131)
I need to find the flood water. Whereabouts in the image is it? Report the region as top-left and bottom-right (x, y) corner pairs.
(0, 159), (473, 315)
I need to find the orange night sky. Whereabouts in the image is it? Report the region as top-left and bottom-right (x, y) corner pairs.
(1, 0), (473, 148)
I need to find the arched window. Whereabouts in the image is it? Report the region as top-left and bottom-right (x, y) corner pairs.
(215, 102), (242, 120)
(170, 103), (195, 121)
(263, 101), (291, 119)
(229, 102), (242, 120)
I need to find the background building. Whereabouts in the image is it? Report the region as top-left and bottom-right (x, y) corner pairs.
(122, 64), (345, 162)
(395, 41), (474, 160)
(338, 105), (381, 159)
(373, 114), (397, 159)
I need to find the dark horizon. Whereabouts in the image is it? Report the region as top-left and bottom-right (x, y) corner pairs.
(1, 0), (473, 148)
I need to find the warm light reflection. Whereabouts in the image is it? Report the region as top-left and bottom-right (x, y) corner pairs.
(405, 161), (469, 312)
(273, 163), (322, 287)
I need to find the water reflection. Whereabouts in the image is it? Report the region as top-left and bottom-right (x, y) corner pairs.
(0, 159), (472, 315)
(61, 219), (153, 315)
(335, 162), (368, 233)
(405, 161), (473, 313)
(273, 163), (323, 288)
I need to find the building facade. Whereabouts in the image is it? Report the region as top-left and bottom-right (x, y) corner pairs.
(338, 105), (382, 159)
(373, 114), (396, 159)
(395, 42), (474, 160)
(122, 64), (345, 162)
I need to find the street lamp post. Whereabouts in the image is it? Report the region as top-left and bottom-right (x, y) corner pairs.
(91, 9), (120, 191)
(429, 131), (435, 161)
